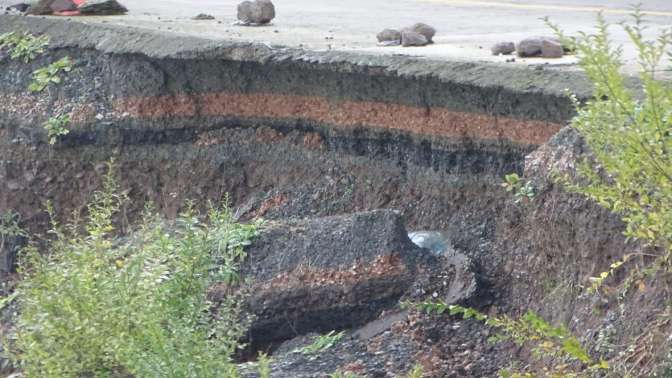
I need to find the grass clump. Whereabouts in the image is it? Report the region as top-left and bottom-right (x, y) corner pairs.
(6, 162), (259, 377)
(297, 330), (345, 356)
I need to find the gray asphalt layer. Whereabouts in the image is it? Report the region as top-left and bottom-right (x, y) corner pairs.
(4, 0), (672, 73)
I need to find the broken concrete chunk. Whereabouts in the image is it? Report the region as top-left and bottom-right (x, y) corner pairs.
(404, 22), (436, 43)
(218, 210), (433, 344)
(401, 30), (428, 47)
(491, 41), (515, 55)
(541, 38), (563, 58)
(376, 29), (402, 45)
(77, 0), (127, 15)
(237, 0), (275, 25)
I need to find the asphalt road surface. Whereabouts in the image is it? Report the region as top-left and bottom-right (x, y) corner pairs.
(5, 0), (672, 71)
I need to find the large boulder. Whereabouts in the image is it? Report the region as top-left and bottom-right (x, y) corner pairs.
(237, 0), (275, 25)
(215, 210), (435, 345)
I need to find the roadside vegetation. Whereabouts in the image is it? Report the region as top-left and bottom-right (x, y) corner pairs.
(3, 162), (260, 377)
(415, 8), (672, 377)
(0, 31), (72, 145)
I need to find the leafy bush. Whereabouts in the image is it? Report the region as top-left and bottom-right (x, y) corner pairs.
(42, 113), (70, 145)
(28, 56), (73, 93)
(547, 10), (672, 271)
(0, 211), (26, 253)
(8, 163), (260, 377)
(501, 173), (535, 204)
(0, 32), (49, 63)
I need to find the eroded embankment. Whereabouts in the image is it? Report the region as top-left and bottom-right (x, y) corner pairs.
(0, 15), (589, 251)
(1, 14), (631, 377)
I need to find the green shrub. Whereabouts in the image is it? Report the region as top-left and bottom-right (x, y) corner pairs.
(0, 211), (26, 253)
(28, 56), (73, 93)
(547, 10), (672, 272)
(501, 173), (535, 204)
(8, 163), (260, 377)
(43, 113), (70, 145)
(0, 32), (49, 63)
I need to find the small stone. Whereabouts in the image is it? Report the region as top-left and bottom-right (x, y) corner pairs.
(491, 41), (515, 55)
(237, 0), (275, 25)
(401, 30), (428, 47)
(541, 38), (564, 58)
(376, 29), (401, 45)
(404, 22), (436, 43)
(192, 13), (215, 20)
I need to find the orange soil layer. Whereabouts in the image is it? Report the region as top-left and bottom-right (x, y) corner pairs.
(115, 92), (564, 145)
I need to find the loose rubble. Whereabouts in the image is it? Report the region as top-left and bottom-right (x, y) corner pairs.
(236, 0), (275, 25)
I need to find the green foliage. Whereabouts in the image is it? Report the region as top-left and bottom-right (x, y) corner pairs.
(28, 56), (72, 93)
(256, 352), (272, 378)
(0, 32), (49, 63)
(328, 372), (359, 378)
(42, 113), (70, 145)
(7, 163), (259, 377)
(501, 173), (536, 203)
(297, 330), (345, 356)
(404, 364), (424, 378)
(0, 211), (26, 250)
(547, 10), (672, 273)
(587, 255), (629, 293)
(407, 301), (608, 377)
